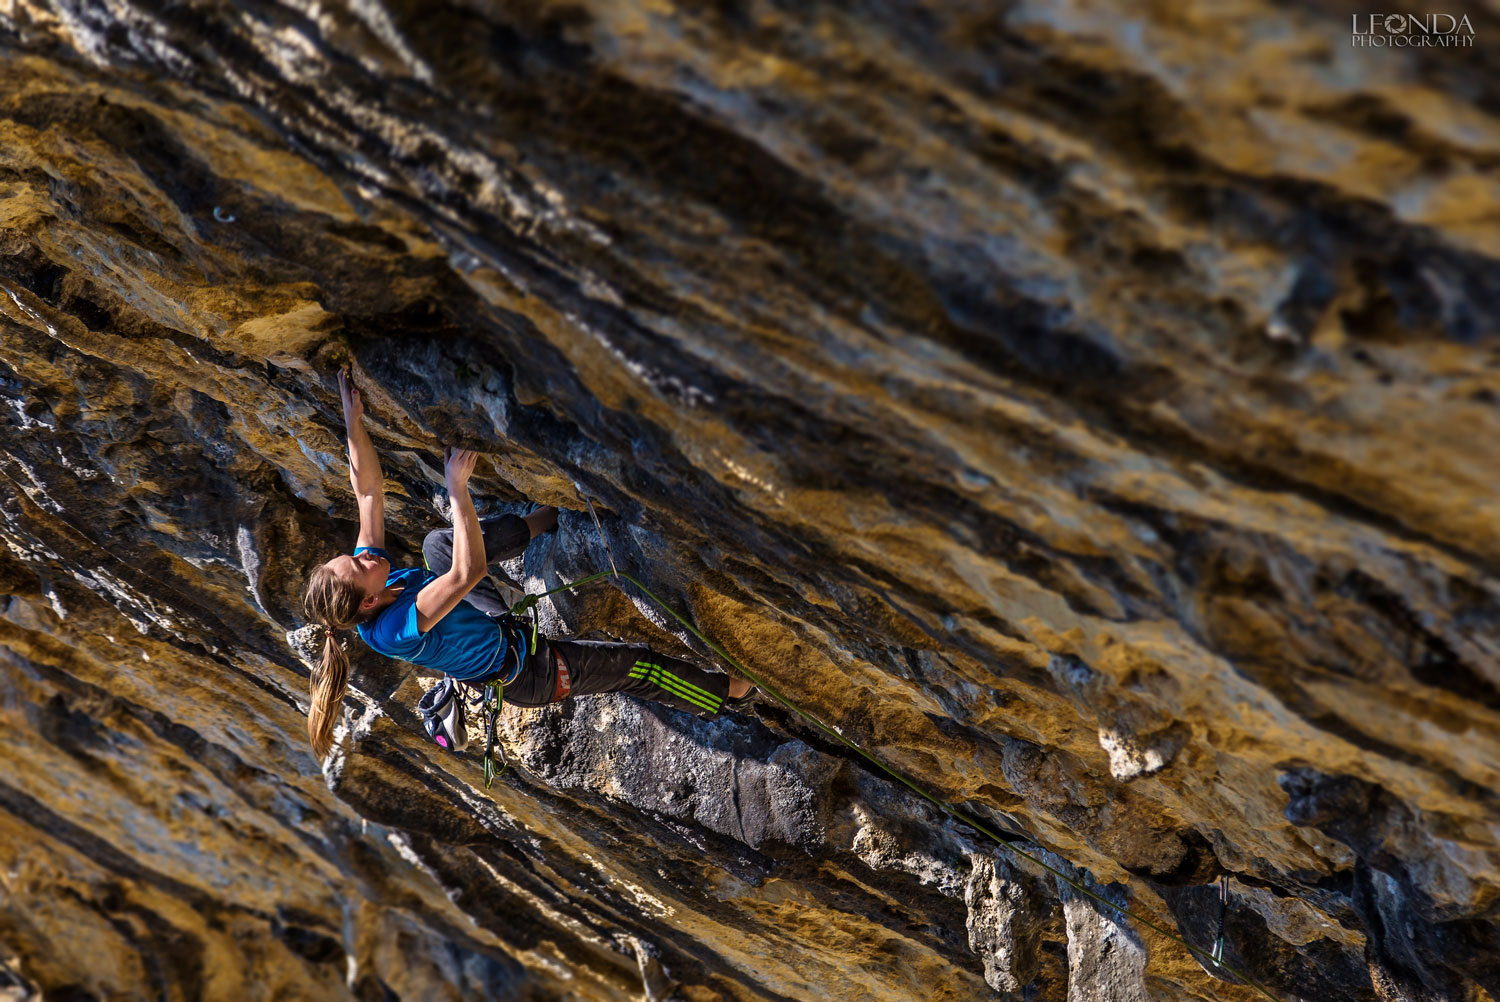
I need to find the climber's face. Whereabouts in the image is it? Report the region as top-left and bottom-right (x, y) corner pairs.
(328, 551), (389, 606)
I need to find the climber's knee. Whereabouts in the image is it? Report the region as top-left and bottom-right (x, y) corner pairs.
(421, 527), (453, 574)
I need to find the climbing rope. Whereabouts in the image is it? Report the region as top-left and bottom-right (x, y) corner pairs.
(507, 559), (1282, 1001)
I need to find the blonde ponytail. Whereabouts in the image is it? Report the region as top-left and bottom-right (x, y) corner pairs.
(302, 561), (368, 759)
(308, 628), (350, 758)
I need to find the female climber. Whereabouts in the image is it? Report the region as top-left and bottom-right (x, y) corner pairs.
(300, 366), (752, 757)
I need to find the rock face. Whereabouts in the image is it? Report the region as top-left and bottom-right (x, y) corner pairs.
(1, 3), (1498, 1000)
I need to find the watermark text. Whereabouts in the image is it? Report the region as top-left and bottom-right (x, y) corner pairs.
(1352, 13), (1475, 46)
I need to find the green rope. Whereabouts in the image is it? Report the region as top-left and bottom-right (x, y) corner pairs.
(510, 571), (1282, 1001)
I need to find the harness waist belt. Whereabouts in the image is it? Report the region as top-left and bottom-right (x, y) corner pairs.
(486, 616), (527, 685)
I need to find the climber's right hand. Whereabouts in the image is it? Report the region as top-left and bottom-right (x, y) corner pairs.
(443, 447), (479, 489)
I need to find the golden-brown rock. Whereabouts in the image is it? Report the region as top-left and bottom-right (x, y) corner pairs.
(0, 3), (1497, 1000)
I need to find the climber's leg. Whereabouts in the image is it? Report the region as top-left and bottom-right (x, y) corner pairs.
(423, 514), (533, 571)
(523, 505), (558, 537)
(422, 515), (533, 615)
(545, 639), (732, 717)
(497, 640), (749, 711)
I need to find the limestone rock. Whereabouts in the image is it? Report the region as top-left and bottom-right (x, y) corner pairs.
(0, 2), (1498, 1001)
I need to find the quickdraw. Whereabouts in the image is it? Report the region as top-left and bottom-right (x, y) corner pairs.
(1211, 873), (1228, 967)
(480, 678), (506, 788)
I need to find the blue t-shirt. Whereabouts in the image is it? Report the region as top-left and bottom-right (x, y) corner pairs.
(354, 557), (506, 681)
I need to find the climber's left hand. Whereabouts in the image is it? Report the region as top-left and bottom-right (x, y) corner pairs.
(337, 365), (364, 425)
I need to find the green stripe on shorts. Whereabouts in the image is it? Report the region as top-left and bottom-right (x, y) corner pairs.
(632, 661), (722, 711)
(630, 662), (721, 712)
(629, 665), (716, 712)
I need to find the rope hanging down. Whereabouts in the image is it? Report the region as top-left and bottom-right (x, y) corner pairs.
(504, 555), (1282, 1001)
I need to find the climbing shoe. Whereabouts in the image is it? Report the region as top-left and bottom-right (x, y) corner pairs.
(417, 676), (468, 751)
(724, 685), (759, 711)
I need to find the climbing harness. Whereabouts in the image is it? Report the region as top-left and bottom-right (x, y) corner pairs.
(502, 511), (1280, 1000)
(472, 601), (542, 789)
(474, 507), (545, 785)
(490, 611), (533, 684)
(415, 598), (540, 787)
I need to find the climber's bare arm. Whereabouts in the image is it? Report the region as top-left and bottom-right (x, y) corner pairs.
(338, 366), (385, 551)
(416, 448), (486, 633)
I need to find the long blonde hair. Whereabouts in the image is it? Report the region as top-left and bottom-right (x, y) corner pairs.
(301, 562), (370, 758)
